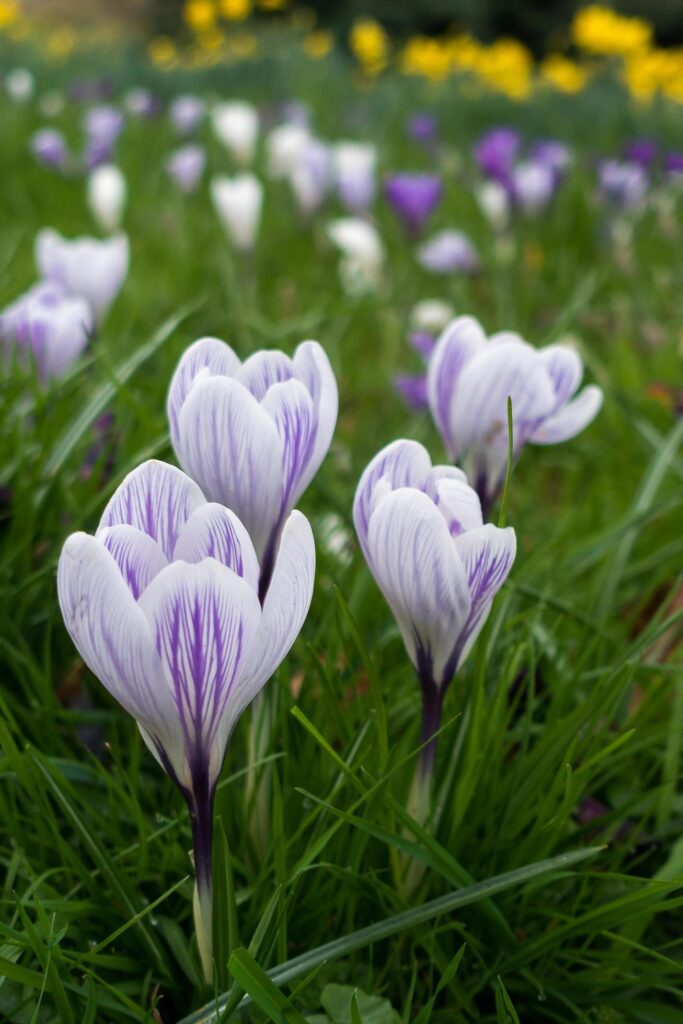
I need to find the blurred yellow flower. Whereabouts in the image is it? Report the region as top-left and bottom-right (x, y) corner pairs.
(47, 27), (76, 59)
(228, 30), (258, 57)
(572, 5), (652, 57)
(258, 0), (288, 10)
(198, 25), (225, 50)
(477, 39), (533, 99)
(401, 36), (452, 81)
(0, 0), (19, 30)
(148, 35), (178, 70)
(219, 0), (251, 20)
(624, 47), (683, 103)
(303, 29), (333, 60)
(541, 54), (588, 93)
(350, 17), (389, 75)
(184, 0), (217, 33)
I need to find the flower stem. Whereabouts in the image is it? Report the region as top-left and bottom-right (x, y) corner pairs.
(418, 680), (444, 782)
(190, 779), (214, 985)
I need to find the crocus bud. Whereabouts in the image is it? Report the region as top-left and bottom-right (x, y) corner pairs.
(87, 164), (127, 233)
(57, 459), (315, 982)
(265, 121), (311, 179)
(327, 217), (384, 295)
(169, 94), (206, 136)
(211, 101), (259, 166)
(417, 230), (479, 274)
(5, 67), (34, 103)
(289, 138), (331, 216)
(30, 129), (69, 171)
(166, 145), (206, 194)
(354, 439), (516, 785)
(427, 316), (603, 512)
(384, 173), (443, 237)
(0, 280), (93, 383)
(333, 141), (377, 214)
(475, 180), (509, 232)
(211, 174), (263, 252)
(473, 127), (519, 184)
(511, 160), (555, 214)
(83, 105), (124, 168)
(35, 229), (129, 327)
(167, 338), (337, 596)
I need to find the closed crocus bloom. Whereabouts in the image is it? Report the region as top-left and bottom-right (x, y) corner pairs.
(87, 164), (127, 233)
(417, 230), (479, 274)
(266, 121), (311, 180)
(475, 179), (510, 232)
(166, 144), (206, 193)
(333, 141), (377, 214)
(353, 439), (516, 787)
(35, 229), (129, 327)
(57, 460), (315, 982)
(0, 281), (93, 383)
(5, 67), (34, 103)
(327, 217), (384, 295)
(473, 127), (519, 184)
(211, 174), (263, 252)
(384, 173), (443, 237)
(597, 159), (648, 210)
(30, 129), (69, 171)
(211, 101), (259, 165)
(83, 105), (124, 168)
(531, 139), (572, 182)
(169, 94), (206, 136)
(511, 160), (555, 214)
(289, 138), (331, 216)
(427, 316), (603, 512)
(167, 338), (337, 596)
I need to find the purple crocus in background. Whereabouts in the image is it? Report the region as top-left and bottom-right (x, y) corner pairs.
(353, 439), (515, 817)
(83, 104), (124, 168)
(169, 94), (206, 136)
(427, 316), (603, 513)
(166, 145), (206, 194)
(511, 160), (556, 214)
(417, 230), (479, 274)
(473, 127), (520, 187)
(30, 129), (70, 171)
(394, 299), (454, 410)
(0, 281), (93, 383)
(664, 152), (683, 176)
(407, 113), (438, 149)
(531, 140), (572, 183)
(167, 338), (338, 598)
(385, 173), (443, 237)
(624, 138), (657, 169)
(35, 229), (129, 327)
(57, 459), (315, 982)
(597, 159), (648, 210)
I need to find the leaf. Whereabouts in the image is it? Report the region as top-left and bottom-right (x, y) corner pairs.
(227, 948), (309, 1024)
(321, 984), (401, 1024)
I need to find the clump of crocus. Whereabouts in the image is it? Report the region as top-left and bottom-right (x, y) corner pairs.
(0, 281), (93, 383)
(166, 145), (206, 194)
(353, 439), (516, 821)
(35, 229), (129, 327)
(427, 316), (603, 514)
(384, 173), (443, 237)
(57, 460), (315, 982)
(167, 338), (337, 598)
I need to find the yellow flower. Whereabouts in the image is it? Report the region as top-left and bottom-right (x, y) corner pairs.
(541, 54), (588, 93)
(624, 47), (683, 103)
(148, 35), (178, 70)
(476, 39), (533, 99)
(303, 29), (333, 60)
(572, 5), (652, 57)
(183, 0), (217, 33)
(0, 0), (19, 30)
(350, 17), (389, 75)
(400, 36), (452, 81)
(219, 0), (251, 19)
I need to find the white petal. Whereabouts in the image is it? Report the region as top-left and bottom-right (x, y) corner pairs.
(292, 340), (339, 481)
(97, 460), (205, 561)
(531, 385), (603, 445)
(167, 337), (240, 451)
(453, 524), (516, 668)
(260, 379), (315, 508)
(427, 317), (487, 459)
(539, 344), (583, 408)
(352, 439), (432, 557)
(433, 478), (484, 535)
(173, 502), (260, 595)
(236, 349), (294, 400)
(98, 525), (169, 599)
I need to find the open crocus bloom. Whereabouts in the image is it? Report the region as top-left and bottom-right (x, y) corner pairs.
(427, 316), (603, 511)
(0, 280), (93, 382)
(35, 229), (129, 327)
(168, 338), (337, 595)
(57, 460), (315, 980)
(354, 439), (516, 773)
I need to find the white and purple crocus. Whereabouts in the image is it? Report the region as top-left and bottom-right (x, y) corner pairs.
(167, 337), (338, 598)
(427, 316), (604, 513)
(57, 459), (315, 982)
(354, 440), (516, 788)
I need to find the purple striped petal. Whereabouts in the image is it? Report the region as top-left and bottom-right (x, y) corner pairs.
(531, 385), (603, 445)
(167, 337), (240, 451)
(365, 488), (471, 686)
(138, 558), (261, 786)
(98, 525), (168, 599)
(539, 345), (583, 408)
(427, 317), (486, 459)
(175, 376), (283, 561)
(261, 379), (315, 509)
(237, 350), (294, 401)
(432, 478), (483, 536)
(292, 340), (338, 485)
(57, 533), (184, 777)
(173, 503), (260, 595)
(353, 439), (432, 557)
(453, 524), (516, 667)
(97, 461), (205, 560)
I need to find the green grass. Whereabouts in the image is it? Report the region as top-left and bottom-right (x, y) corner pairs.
(1, 38), (683, 1023)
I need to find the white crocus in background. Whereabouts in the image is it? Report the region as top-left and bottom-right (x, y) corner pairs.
(327, 218), (384, 295)
(265, 121), (311, 180)
(333, 141), (377, 214)
(211, 174), (263, 252)
(211, 101), (259, 166)
(475, 179), (510, 232)
(5, 67), (34, 103)
(87, 164), (127, 233)
(411, 299), (455, 335)
(0, 281), (93, 383)
(35, 229), (129, 327)
(289, 138), (332, 217)
(427, 316), (604, 514)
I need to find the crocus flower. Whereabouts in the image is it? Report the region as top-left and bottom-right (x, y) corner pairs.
(417, 230), (479, 274)
(597, 159), (648, 210)
(57, 459), (315, 982)
(473, 127), (519, 185)
(83, 105), (124, 168)
(5, 67), (34, 103)
(166, 145), (206, 194)
(385, 173), (443, 237)
(211, 101), (259, 166)
(87, 164), (127, 233)
(289, 138), (332, 217)
(169, 94), (206, 136)
(394, 300), (454, 411)
(427, 316), (603, 512)
(327, 218), (384, 295)
(530, 140), (572, 182)
(511, 160), (555, 214)
(664, 152), (683, 176)
(30, 129), (69, 171)
(124, 87), (160, 119)
(353, 439), (516, 796)
(211, 174), (263, 253)
(407, 113), (438, 148)
(265, 121), (311, 180)
(475, 179), (509, 232)
(333, 142), (377, 214)
(624, 138), (657, 169)
(35, 229), (129, 328)
(0, 281), (93, 383)
(167, 338), (337, 597)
